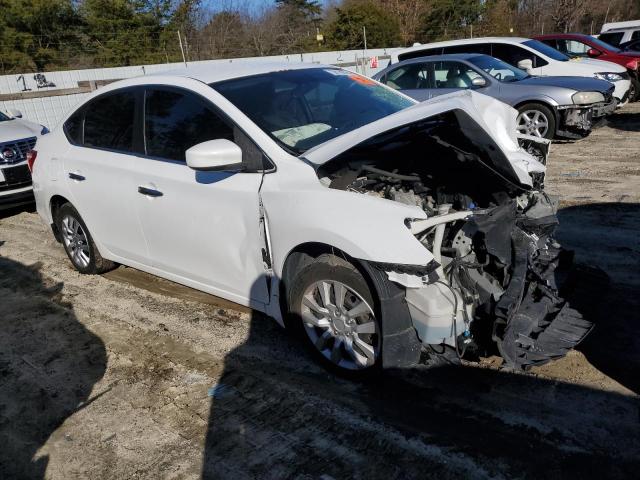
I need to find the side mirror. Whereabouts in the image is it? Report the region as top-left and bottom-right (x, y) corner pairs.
(471, 77), (487, 87)
(517, 59), (533, 73)
(587, 48), (601, 57)
(6, 108), (22, 118)
(186, 139), (243, 171)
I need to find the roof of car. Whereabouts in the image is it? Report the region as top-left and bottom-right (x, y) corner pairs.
(396, 37), (531, 56)
(535, 33), (593, 40)
(394, 53), (484, 63)
(156, 61), (330, 84)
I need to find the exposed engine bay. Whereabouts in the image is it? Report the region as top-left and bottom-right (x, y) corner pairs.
(317, 110), (593, 370)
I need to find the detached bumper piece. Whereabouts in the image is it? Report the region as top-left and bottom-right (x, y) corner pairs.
(494, 229), (593, 370)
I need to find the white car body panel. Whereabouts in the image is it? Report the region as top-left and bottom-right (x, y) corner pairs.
(391, 37), (631, 101)
(32, 63), (543, 323)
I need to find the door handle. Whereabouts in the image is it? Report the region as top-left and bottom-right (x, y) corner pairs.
(68, 172), (85, 181)
(138, 186), (163, 197)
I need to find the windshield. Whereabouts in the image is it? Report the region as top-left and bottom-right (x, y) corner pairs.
(523, 39), (570, 61)
(588, 36), (621, 53)
(211, 68), (414, 155)
(468, 55), (529, 82)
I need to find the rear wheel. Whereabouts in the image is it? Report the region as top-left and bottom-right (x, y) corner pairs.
(288, 254), (381, 376)
(516, 103), (556, 139)
(56, 203), (115, 274)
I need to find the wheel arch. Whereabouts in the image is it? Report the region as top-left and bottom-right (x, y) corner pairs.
(513, 99), (559, 135)
(279, 241), (422, 369)
(49, 194), (73, 242)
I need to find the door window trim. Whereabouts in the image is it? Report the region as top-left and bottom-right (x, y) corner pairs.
(141, 84), (275, 172)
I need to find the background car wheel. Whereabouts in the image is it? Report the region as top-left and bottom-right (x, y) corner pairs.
(516, 103), (556, 140)
(56, 203), (115, 274)
(288, 254), (381, 376)
(630, 77), (640, 102)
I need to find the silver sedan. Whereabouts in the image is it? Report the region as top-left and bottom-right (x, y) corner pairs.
(373, 53), (616, 139)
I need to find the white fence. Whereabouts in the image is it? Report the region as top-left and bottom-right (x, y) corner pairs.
(0, 48), (397, 128)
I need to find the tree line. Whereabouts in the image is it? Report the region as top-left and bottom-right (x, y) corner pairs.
(1, 0), (639, 74)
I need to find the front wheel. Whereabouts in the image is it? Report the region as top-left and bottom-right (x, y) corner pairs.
(516, 103), (556, 139)
(288, 254), (381, 376)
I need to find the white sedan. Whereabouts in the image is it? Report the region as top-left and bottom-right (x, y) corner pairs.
(32, 63), (592, 375)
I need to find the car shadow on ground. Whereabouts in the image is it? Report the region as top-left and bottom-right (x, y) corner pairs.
(0, 254), (107, 479)
(556, 202), (640, 395)
(604, 111), (640, 131)
(201, 283), (640, 477)
(0, 202), (36, 220)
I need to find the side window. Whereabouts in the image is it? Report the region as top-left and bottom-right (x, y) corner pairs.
(84, 91), (136, 151)
(443, 43), (491, 55)
(599, 32), (624, 46)
(398, 47), (442, 61)
(558, 39), (591, 57)
(491, 43), (547, 68)
(632, 30), (640, 40)
(144, 89), (233, 162)
(381, 64), (430, 90)
(432, 61), (481, 89)
(64, 109), (84, 145)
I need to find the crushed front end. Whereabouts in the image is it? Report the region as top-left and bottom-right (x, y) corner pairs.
(316, 103), (594, 370)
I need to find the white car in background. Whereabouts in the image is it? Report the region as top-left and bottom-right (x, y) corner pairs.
(599, 20), (640, 47)
(391, 37), (632, 104)
(0, 109), (47, 209)
(32, 63), (592, 375)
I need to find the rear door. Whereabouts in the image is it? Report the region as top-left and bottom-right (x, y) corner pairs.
(62, 88), (149, 264)
(131, 86), (269, 306)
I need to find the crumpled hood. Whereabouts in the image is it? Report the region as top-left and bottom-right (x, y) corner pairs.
(303, 90), (544, 188)
(517, 75), (613, 93)
(0, 118), (42, 143)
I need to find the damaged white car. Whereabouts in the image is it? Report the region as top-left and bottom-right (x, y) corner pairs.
(32, 63), (592, 374)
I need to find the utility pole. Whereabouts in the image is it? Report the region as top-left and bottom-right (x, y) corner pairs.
(363, 26), (367, 75)
(177, 30), (187, 67)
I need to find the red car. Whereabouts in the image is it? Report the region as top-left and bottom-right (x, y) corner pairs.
(535, 33), (640, 101)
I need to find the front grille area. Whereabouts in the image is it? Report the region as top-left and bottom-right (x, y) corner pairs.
(0, 164), (32, 192)
(0, 136), (37, 165)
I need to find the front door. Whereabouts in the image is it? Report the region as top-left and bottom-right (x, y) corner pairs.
(132, 87), (269, 307)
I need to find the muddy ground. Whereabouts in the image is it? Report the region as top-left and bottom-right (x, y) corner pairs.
(1, 103), (639, 480)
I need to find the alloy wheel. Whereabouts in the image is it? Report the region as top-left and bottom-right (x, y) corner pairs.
(300, 280), (379, 370)
(517, 109), (550, 138)
(61, 215), (91, 268)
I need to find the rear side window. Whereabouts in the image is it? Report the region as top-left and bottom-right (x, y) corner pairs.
(84, 91), (136, 151)
(64, 109), (84, 145)
(382, 63), (430, 90)
(632, 30), (640, 40)
(398, 47), (442, 61)
(144, 89), (233, 162)
(599, 32), (624, 46)
(442, 43), (491, 55)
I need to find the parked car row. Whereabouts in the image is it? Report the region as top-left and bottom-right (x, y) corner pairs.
(3, 31), (632, 377)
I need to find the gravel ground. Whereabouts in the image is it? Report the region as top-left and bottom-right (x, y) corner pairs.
(1, 103), (639, 479)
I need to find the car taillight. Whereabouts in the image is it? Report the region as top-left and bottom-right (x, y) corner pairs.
(26, 150), (37, 172)
(626, 59), (639, 70)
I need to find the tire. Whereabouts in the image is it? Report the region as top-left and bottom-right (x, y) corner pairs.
(56, 203), (115, 274)
(629, 77), (640, 102)
(287, 254), (381, 377)
(516, 103), (556, 140)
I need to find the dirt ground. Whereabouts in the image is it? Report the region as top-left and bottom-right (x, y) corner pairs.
(1, 103), (639, 480)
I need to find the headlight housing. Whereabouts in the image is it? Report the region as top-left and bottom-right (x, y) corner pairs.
(595, 72), (624, 82)
(572, 91), (605, 104)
